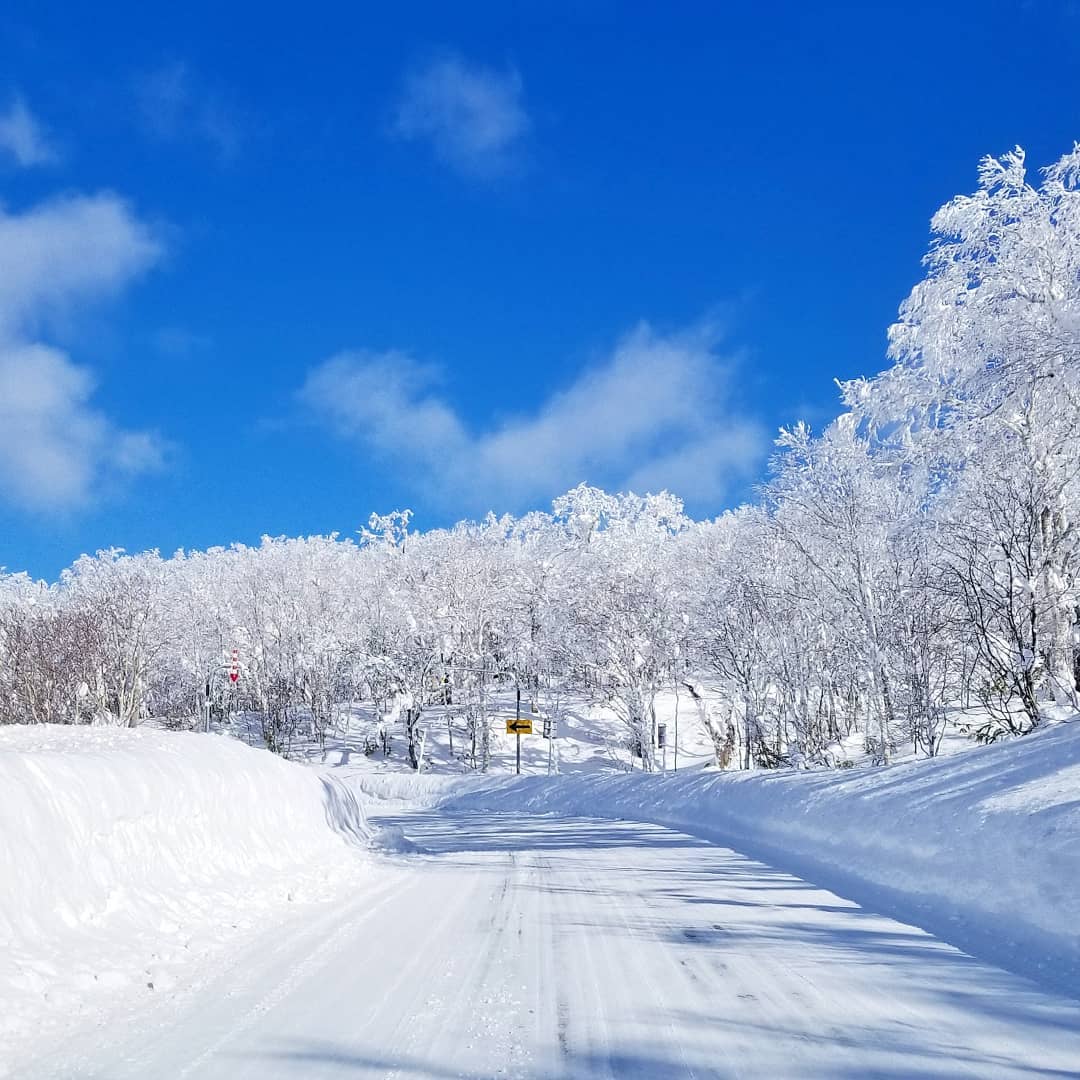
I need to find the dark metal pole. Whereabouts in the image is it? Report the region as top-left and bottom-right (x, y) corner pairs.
(516, 686), (521, 775)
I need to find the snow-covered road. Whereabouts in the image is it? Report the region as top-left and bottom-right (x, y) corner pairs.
(34, 812), (1080, 1079)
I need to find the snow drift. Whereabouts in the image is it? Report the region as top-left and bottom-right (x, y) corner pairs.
(0, 726), (369, 1071)
(380, 723), (1080, 996)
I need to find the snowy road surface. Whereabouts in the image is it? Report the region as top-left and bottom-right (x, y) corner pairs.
(34, 811), (1080, 1079)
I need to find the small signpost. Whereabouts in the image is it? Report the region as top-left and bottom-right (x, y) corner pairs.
(509, 688), (532, 774)
(416, 727), (427, 774)
(658, 722), (668, 772)
(543, 715), (557, 775)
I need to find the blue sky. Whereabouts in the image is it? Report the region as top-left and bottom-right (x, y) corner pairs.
(1, 1), (1079, 578)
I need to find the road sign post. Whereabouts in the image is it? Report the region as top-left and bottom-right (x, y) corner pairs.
(225, 647), (240, 741)
(416, 727), (427, 774)
(507, 688), (534, 774)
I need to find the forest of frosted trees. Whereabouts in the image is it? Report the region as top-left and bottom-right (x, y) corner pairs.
(2, 145), (1079, 770)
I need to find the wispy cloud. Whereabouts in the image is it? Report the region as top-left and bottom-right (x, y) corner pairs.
(0, 193), (159, 338)
(0, 193), (164, 510)
(136, 61), (244, 163)
(0, 96), (58, 167)
(151, 326), (212, 360)
(0, 345), (164, 509)
(301, 323), (768, 511)
(391, 53), (529, 179)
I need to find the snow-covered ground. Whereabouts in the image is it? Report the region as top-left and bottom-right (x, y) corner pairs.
(29, 808), (1080, 1079)
(351, 720), (1080, 999)
(0, 727), (370, 1076)
(286, 686), (721, 776)
(4, 717), (1080, 1077)
(285, 685), (1016, 781)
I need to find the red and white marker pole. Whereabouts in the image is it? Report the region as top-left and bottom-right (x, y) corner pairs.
(229, 647), (239, 684)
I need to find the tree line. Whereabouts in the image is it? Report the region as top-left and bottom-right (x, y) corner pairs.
(2, 144), (1078, 769)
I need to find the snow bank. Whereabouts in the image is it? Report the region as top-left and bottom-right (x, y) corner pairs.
(439, 723), (1080, 996)
(347, 771), (490, 807)
(0, 726), (369, 1072)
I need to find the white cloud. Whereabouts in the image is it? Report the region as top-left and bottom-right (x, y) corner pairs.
(0, 193), (164, 511)
(303, 349), (467, 463)
(0, 344), (163, 510)
(0, 193), (160, 339)
(151, 326), (212, 359)
(0, 97), (58, 168)
(136, 62), (243, 162)
(391, 54), (529, 178)
(301, 323), (768, 511)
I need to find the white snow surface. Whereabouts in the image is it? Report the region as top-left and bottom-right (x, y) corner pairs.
(352, 720), (1080, 996)
(0, 726), (370, 1075)
(5, 721), (1080, 1077)
(32, 808), (1080, 1079)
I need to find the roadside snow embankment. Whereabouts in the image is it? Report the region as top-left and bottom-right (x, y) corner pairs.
(0, 725), (369, 1072)
(439, 724), (1080, 995)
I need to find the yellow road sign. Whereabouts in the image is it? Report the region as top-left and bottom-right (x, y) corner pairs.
(506, 718), (533, 735)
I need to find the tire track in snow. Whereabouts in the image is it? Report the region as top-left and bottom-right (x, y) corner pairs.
(172, 870), (412, 1080)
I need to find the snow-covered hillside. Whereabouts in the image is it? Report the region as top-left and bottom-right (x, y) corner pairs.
(0, 727), (370, 1074)
(292, 683), (998, 780)
(295, 685), (720, 776)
